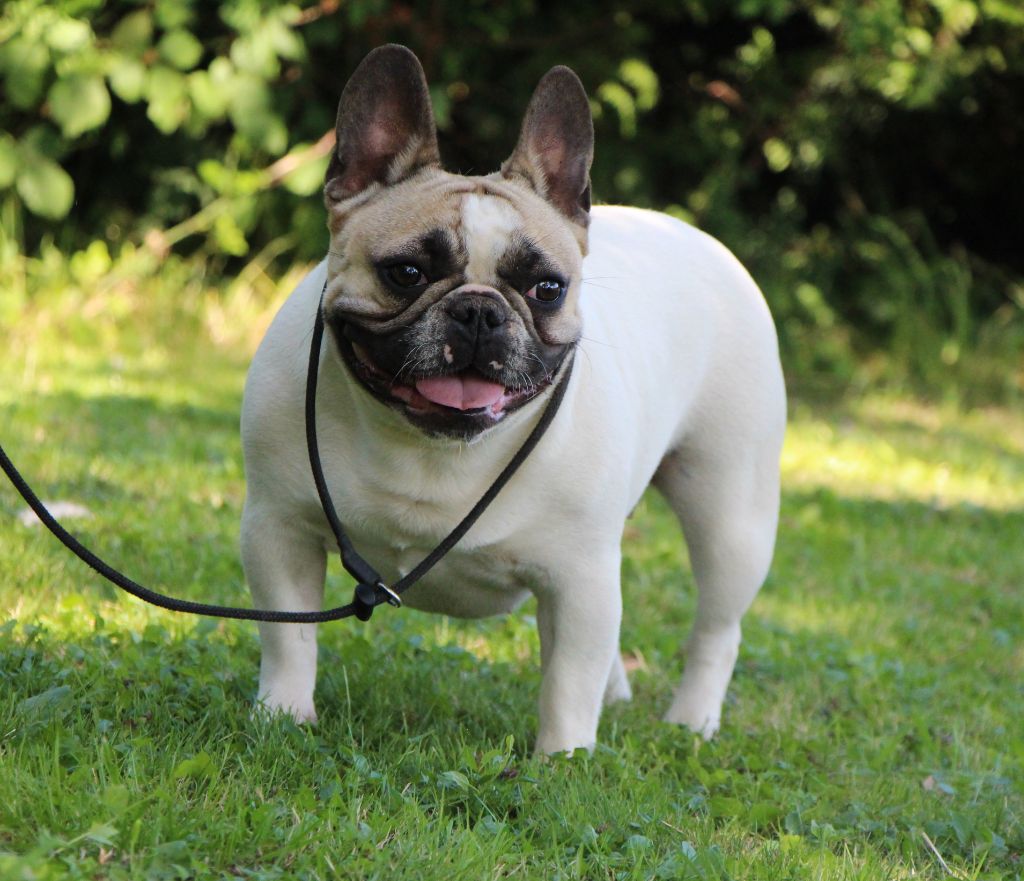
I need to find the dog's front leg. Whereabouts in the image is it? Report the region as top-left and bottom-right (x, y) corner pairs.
(241, 505), (326, 724)
(534, 554), (622, 755)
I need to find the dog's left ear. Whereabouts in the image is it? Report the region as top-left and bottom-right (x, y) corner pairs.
(325, 44), (441, 203)
(501, 66), (594, 228)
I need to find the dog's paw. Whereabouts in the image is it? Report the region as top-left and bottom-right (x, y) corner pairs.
(662, 700), (720, 740)
(252, 696), (318, 726)
(533, 735), (596, 757)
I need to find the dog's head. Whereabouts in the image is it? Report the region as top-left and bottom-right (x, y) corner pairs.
(321, 45), (593, 440)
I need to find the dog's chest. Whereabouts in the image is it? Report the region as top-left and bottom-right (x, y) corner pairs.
(336, 522), (534, 617)
(327, 464), (537, 618)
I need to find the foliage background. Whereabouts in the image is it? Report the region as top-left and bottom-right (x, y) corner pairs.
(1, 0), (1022, 396)
(2, 4), (1023, 878)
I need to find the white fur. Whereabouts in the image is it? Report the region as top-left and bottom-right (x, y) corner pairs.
(241, 205), (785, 752)
(462, 193), (521, 282)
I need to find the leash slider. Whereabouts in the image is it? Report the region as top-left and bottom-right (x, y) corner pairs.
(378, 581), (402, 607)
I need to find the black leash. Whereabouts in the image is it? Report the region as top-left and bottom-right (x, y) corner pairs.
(0, 286), (573, 624)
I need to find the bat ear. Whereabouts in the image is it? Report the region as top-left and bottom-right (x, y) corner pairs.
(501, 66), (594, 227)
(324, 44), (440, 203)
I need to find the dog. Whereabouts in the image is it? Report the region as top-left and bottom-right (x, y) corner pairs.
(240, 45), (785, 754)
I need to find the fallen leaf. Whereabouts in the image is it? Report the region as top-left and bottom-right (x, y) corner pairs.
(17, 501), (93, 527)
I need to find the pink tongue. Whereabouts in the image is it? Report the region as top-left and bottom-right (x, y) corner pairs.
(415, 374), (505, 411)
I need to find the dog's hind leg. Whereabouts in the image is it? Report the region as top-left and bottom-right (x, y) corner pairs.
(603, 652), (633, 705)
(652, 419), (782, 738)
(241, 504), (327, 724)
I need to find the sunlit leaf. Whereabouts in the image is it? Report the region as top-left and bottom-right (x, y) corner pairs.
(111, 10), (153, 51)
(172, 751), (216, 780)
(212, 213), (248, 256)
(619, 59), (660, 111)
(709, 795), (744, 817)
(145, 65), (189, 133)
(159, 29), (204, 71)
(84, 822), (118, 846)
(281, 149), (330, 196)
(597, 81), (637, 138)
(230, 29), (280, 79)
(45, 18), (92, 53)
(983, 0), (1024, 23)
(15, 152), (75, 219)
(437, 770), (470, 791)
(267, 15), (305, 61)
(0, 37), (50, 109)
(0, 135), (18, 188)
(48, 75), (111, 138)
(108, 57), (147, 103)
(17, 684), (73, 716)
(763, 137), (792, 172)
(188, 70), (228, 120)
(155, 0), (194, 30)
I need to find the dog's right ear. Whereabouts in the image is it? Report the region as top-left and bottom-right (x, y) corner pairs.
(325, 45), (440, 204)
(501, 66), (594, 229)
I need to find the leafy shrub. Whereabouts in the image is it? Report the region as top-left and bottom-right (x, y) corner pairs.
(1, 0), (1021, 391)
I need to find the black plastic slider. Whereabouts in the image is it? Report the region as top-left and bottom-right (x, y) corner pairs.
(351, 580), (402, 622)
(352, 582), (378, 621)
(339, 546), (384, 589)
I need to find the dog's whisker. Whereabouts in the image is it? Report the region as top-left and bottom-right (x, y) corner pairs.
(525, 350), (547, 370)
(393, 342), (431, 382)
(577, 334), (618, 349)
(581, 282), (627, 295)
(571, 338), (596, 373)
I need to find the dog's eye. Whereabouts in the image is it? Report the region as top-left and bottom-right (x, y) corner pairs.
(384, 263), (427, 289)
(526, 279), (566, 303)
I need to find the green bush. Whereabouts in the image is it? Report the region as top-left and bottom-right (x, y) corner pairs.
(1, 0), (1021, 392)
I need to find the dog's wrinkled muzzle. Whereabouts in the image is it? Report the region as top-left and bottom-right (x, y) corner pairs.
(411, 286), (511, 410)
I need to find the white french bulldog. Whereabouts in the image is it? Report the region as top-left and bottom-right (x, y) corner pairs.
(240, 45), (785, 754)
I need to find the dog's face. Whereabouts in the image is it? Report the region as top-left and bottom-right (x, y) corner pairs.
(320, 46), (594, 439)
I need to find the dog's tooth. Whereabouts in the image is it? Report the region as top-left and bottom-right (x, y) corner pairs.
(352, 342), (373, 366)
(391, 384), (414, 403)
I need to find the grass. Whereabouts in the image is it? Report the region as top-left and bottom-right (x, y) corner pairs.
(1, 261), (1022, 880)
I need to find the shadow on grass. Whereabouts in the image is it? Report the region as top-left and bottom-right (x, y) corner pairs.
(1, 390), (240, 466)
(1, 382), (1022, 767)
(2, 485), (1021, 755)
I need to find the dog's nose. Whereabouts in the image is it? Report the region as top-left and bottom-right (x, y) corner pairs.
(445, 293), (509, 330)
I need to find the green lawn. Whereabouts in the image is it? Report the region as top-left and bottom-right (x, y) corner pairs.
(1, 271), (1022, 880)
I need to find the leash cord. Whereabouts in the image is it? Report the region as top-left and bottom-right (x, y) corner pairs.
(0, 288), (573, 624)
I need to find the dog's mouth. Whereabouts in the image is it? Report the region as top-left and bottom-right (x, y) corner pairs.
(335, 331), (551, 430)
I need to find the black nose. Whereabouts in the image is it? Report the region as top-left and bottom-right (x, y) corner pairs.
(445, 294), (509, 330)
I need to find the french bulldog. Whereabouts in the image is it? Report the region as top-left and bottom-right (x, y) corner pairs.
(240, 45), (785, 754)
